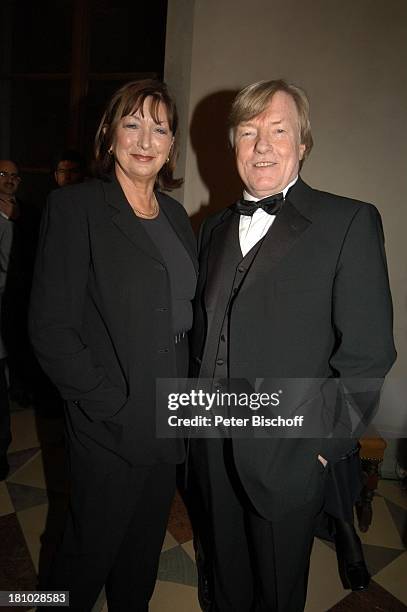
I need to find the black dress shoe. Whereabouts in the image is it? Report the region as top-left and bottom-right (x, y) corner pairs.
(341, 561), (370, 591)
(0, 455), (9, 481)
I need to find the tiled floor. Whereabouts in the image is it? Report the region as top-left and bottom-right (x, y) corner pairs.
(1, 405), (406, 611)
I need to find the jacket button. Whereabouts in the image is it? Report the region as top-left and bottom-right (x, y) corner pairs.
(238, 266), (245, 273)
(216, 359), (224, 366)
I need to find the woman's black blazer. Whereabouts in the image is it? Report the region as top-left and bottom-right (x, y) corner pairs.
(29, 176), (198, 466)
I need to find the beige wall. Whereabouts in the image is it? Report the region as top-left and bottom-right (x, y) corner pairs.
(165, 0), (407, 434)
(164, 0), (195, 204)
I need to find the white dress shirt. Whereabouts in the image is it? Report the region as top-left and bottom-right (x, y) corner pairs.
(239, 176), (298, 257)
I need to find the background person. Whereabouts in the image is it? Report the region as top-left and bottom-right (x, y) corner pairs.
(190, 79), (395, 611)
(0, 212), (13, 480)
(0, 160), (21, 220)
(29, 79), (197, 611)
(53, 149), (85, 187)
(0, 160), (40, 407)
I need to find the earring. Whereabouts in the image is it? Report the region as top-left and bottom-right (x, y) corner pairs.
(108, 148), (113, 156)
(166, 156), (170, 163)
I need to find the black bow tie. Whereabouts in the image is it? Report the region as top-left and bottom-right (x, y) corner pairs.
(233, 192), (284, 216)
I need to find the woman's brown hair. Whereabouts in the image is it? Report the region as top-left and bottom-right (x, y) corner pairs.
(94, 79), (182, 190)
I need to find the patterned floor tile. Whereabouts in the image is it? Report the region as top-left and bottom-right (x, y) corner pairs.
(362, 542), (406, 576)
(385, 497), (407, 546)
(358, 496), (405, 549)
(158, 544), (198, 587)
(17, 493), (68, 577)
(181, 539), (196, 562)
(8, 451), (47, 490)
(162, 529), (179, 552)
(374, 551), (407, 606)
(7, 482), (49, 512)
(0, 481), (14, 517)
(306, 538), (349, 611)
(379, 479), (407, 511)
(7, 448), (41, 478)
(0, 513), (37, 592)
(167, 489), (193, 544)
(17, 503), (49, 573)
(150, 580), (201, 612)
(363, 544), (404, 576)
(8, 410), (40, 453)
(328, 579), (407, 611)
(325, 537), (407, 577)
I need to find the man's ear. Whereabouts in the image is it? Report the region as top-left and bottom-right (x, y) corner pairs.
(299, 143), (306, 160)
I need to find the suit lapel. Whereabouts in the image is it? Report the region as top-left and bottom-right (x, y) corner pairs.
(245, 202), (311, 283)
(235, 178), (314, 290)
(204, 209), (239, 313)
(200, 178), (315, 320)
(102, 177), (164, 265)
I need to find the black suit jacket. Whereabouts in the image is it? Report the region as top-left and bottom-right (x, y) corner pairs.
(191, 177), (396, 520)
(29, 176), (197, 466)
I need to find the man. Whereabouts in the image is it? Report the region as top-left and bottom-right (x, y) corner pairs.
(190, 80), (396, 611)
(53, 149), (84, 188)
(0, 213), (13, 480)
(0, 160), (40, 407)
(0, 161), (17, 479)
(0, 160), (21, 220)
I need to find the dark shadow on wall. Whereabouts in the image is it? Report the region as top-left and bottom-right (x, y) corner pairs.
(189, 90), (242, 233)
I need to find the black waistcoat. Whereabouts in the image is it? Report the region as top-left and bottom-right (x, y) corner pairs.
(200, 214), (266, 379)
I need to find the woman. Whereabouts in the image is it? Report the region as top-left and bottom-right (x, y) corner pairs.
(29, 80), (197, 611)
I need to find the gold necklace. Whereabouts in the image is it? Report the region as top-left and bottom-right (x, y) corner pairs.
(132, 194), (159, 219)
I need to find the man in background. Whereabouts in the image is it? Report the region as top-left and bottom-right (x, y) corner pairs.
(0, 160), (40, 408)
(0, 162), (16, 478)
(0, 160), (21, 220)
(53, 150), (84, 188)
(0, 214), (13, 479)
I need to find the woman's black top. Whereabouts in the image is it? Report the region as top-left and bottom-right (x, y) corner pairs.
(139, 209), (197, 335)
